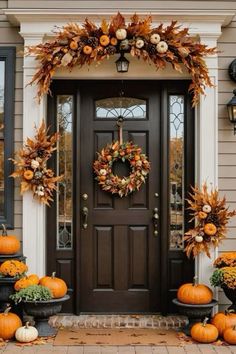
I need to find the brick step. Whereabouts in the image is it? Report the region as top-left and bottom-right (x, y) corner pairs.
(49, 314), (188, 330)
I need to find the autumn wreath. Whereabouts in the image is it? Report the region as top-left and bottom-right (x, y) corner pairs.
(26, 12), (217, 106)
(93, 141), (150, 197)
(184, 184), (236, 258)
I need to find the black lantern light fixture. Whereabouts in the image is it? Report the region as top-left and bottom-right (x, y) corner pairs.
(116, 52), (129, 73)
(227, 89), (236, 134)
(229, 59), (236, 83)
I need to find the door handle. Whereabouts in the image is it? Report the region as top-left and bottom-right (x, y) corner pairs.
(153, 207), (159, 236)
(82, 206), (89, 230)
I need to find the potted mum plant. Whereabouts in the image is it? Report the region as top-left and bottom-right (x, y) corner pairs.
(10, 284), (69, 336)
(210, 253), (236, 311)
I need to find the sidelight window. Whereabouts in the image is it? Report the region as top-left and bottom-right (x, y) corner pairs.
(169, 95), (185, 250)
(0, 48), (15, 227)
(56, 95), (73, 249)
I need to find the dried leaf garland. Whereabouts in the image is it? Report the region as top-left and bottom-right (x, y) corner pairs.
(184, 183), (236, 258)
(93, 141), (150, 197)
(9, 121), (63, 205)
(25, 12), (217, 106)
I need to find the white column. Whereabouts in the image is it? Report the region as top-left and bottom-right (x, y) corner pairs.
(195, 35), (219, 290)
(22, 33), (47, 276)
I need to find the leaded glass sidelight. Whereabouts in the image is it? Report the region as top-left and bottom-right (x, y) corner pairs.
(169, 95), (185, 250)
(95, 97), (146, 119)
(0, 62), (5, 216)
(56, 95), (73, 249)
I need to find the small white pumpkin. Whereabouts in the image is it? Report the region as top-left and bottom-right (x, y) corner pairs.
(156, 41), (168, 54)
(15, 322), (38, 343)
(202, 204), (211, 213)
(150, 33), (160, 45)
(116, 28), (127, 40)
(195, 235), (203, 243)
(136, 38), (145, 49)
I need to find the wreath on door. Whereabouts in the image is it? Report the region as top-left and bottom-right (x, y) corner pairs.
(93, 117), (150, 197)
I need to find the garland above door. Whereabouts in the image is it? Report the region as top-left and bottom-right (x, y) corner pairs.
(25, 12), (217, 106)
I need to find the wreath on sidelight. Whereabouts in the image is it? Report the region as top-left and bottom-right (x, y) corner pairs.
(9, 121), (63, 205)
(93, 140), (150, 197)
(184, 183), (236, 258)
(25, 12), (217, 106)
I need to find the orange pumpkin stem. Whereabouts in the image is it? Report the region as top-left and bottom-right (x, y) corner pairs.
(202, 317), (209, 327)
(1, 224), (7, 236)
(52, 272), (56, 278)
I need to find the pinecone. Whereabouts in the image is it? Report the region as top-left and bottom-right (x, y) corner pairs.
(37, 148), (45, 158)
(105, 45), (117, 55)
(206, 214), (220, 227)
(146, 43), (156, 55)
(80, 36), (88, 45)
(87, 37), (99, 48)
(31, 179), (41, 185)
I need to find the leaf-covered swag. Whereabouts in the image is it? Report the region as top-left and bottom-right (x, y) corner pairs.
(184, 184), (236, 258)
(93, 141), (150, 197)
(9, 121), (63, 205)
(25, 13), (217, 106)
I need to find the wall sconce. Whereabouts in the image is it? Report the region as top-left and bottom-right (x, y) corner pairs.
(116, 52), (129, 73)
(229, 59), (236, 82)
(227, 89), (236, 134)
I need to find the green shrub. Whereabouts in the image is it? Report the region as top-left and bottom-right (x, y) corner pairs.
(10, 284), (52, 304)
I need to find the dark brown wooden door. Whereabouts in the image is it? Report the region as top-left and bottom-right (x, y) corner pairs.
(79, 82), (160, 312)
(47, 80), (194, 314)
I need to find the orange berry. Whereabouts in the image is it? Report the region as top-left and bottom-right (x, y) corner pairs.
(83, 45), (93, 55)
(99, 175), (106, 181)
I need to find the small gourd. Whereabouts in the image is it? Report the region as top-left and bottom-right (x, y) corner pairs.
(15, 322), (38, 343)
(0, 306), (22, 340)
(14, 274), (39, 291)
(39, 272), (67, 298)
(0, 224), (20, 255)
(177, 276), (213, 305)
(223, 325), (236, 345)
(191, 318), (218, 343)
(211, 310), (236, 336)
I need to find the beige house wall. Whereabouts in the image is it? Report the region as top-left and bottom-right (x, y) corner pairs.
(1, 0), (236, 309)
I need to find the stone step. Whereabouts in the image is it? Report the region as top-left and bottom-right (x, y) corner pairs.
(49, 314), (188, 330)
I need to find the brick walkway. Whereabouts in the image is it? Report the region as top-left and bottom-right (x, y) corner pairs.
(1, 343), (236, 354)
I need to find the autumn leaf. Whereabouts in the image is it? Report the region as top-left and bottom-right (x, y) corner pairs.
(109, 12), (125, 34)
(101, 19), (109, 34)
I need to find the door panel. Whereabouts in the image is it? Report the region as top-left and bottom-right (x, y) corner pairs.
(80, 82), (160, 312)
(47, 80), (194, 314)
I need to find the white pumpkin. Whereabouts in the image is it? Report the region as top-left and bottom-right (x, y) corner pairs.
(116, 28), (127, 40)
(15, 322), (38, 343)
(150, 33), (160, 45)
(135, 39), (145, 49)
(195, 235), (203, 243)
(156, 41), (168, 54)
(202, 204), (211, 213)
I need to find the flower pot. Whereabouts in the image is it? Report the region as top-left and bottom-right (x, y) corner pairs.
(172, 298), (218, 335)
(22, 295), (70, 336)
(222, 286), (236, 311)
(0, 277), (23, 317)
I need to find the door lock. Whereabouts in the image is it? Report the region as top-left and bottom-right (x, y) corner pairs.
(82, 206), (89, 230)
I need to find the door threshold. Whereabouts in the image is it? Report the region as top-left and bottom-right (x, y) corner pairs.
(49, 314), (188, 330)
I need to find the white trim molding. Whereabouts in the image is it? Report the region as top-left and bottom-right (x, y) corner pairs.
(4, 9), (231, 286)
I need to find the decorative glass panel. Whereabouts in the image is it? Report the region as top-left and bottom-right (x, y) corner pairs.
(95, 97), (146, 119)
(56, 95), (73, 250)
(0, 62), (5, 215)
(169, 95), (184, 250)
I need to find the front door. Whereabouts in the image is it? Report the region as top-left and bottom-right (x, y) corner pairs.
(47, 80), (194, 314)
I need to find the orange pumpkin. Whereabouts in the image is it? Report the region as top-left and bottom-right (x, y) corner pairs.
(39, 272), (67, 298)
(14, 274), (39, 291)
(177, 277), (213, 305)
(223, 326), (236, 345)
(110, 37), (118, 46)
(211, 311), (236, 336)
(83, 45), (93, 55)
(0, 306), (22, 340)
(191, 318), (218, 343)
(198, 211), (207, 220)
(23, 170), (34, 181)
(204, 223), (217, 236)
(99, 35), (110, 47)
(0, 224), (20, 255)
(69, 41), (78, 50)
